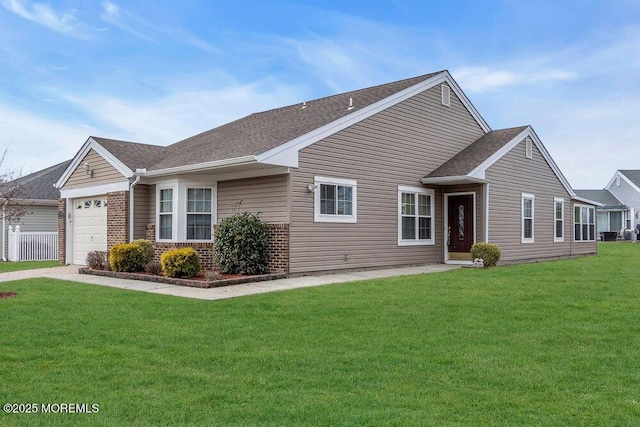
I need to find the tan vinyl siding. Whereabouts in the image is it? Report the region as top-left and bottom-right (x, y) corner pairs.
(290, 84), (485, 273)
(486, 139), (596, 262)
(63, 149), (126, 189)
(217, 175), (289, 223)
(133, 184), (150, 240)
(148, 184), (156, 225)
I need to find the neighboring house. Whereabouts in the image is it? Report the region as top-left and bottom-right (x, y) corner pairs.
(574, 189), (630, 239)
(2, 160), (71, 259)
(54, 70), (597, 271)
(604, 170), (640, 231)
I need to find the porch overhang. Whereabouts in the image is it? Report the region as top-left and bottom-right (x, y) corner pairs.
(420, 175), (488, 186)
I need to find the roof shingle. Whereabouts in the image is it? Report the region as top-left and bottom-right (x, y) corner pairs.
(424, 126), (528, 178)
(574, 189), (626, 208)
(12, 160), (71, 200)
(149, 72), (443, 171)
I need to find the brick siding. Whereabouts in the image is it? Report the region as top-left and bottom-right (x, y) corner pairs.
(107, 191), (129, 250)
(144, 222), (289, 273)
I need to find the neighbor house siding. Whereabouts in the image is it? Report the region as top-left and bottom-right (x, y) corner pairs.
(133, 184), (150, 240)
(290, 84), (485, 273)
(63, 149), (125, 189)
(485, 139), (596, 262)
(217, 174), (289, 223)
(608, 177), (640, 227)
(4, 204), (58, 256)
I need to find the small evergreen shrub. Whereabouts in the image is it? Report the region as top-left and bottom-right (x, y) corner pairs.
(145, 261), (163, 276)
(160, 247), (201, 278)
(132, 239), (154, 265)
(86, 251), (108, 270)
(109, 242), (146, 272)
(470, 242), (501, 267)
(214, 211), (269, 275)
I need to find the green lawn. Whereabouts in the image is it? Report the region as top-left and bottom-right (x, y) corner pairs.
(0, 260), (60, 273)
(1, 243), (639, 426)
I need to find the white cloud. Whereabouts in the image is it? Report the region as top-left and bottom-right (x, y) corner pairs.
(453, 66), (577, 93)
(58, 77), (305, 145)
(0, 104), (94, 174)
(1, 0), (89, 39)
(100, 1), (218, 52)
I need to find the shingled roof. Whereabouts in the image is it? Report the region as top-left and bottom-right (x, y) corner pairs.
(574, 189), (626, 209)
(424, 126), (528, 179)
(148, 71), (443, 171)
(619, 170), (640, 188)
(92, 137), (167, 170)
(13, 160), (71, 200)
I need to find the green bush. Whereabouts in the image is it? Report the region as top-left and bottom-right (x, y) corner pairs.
(109, 242), (146, 272)
(160, 247), (201, 278)
(214, 212), (269, 275)
(132, 239), (154, 265)
(470, 242), (501, 267)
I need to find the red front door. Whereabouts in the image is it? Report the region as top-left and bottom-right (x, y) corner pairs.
(447, 195), (474, 254)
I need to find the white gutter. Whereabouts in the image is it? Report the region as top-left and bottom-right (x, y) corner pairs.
(572, 196), (604, 207)
(2, 205), (5, 261)
(142, 156), (257, 177)
(421, 175), (488, 185)
(128, 169), (145, 242)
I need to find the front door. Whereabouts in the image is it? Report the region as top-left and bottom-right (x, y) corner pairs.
(447, 194), (474, 257)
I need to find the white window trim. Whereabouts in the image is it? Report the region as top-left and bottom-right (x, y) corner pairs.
(574, 204), (596, 242)
(554, 197), (565, 243)
(398, 186), (435, 246)
(313, 176), (357, 223)
(157, 183), (177, 242)
(522, 193), (535, 244)
(185, 186), (215, 242)
(156, 181), (217, 243)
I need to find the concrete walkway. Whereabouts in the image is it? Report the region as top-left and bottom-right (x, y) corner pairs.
(0, 264), (459, 300)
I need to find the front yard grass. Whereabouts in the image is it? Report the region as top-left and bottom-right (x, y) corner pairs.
(1, 243), (639, 425)
(0, 260), (60, 273)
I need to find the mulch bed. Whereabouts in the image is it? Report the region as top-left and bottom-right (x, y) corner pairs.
(79, 268), (287, 289)
(0, 291), (17, 299)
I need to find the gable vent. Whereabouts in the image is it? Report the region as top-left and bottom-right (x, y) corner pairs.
(525, 137), (533, 159)
(616, 175), (621, 186)
(441, 84), (451, 107)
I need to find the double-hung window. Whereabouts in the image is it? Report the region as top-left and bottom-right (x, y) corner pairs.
(522, 193), (535, 243)
(159, 188), (174, 240)
(554, 198), (564, 242)
(314, 177), (357, 223)
(574, 205), (595, 241)
(186, 188), (213, 240)
(398, 186), (434, 245)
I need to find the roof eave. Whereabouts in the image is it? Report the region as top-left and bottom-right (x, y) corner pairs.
(572, 196), (603, 207)
(421, 175), (488, 185)
(143, 155), (259, 177)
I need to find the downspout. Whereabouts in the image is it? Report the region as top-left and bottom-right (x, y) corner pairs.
(128, 169), (145, 242)
(484, 183), (489, 242)
(2, 204), (6, 261)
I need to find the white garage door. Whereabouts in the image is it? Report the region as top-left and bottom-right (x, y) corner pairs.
(72, 196), (108, 265)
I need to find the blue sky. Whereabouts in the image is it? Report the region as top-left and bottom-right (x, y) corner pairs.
(1, 0), (639, 188)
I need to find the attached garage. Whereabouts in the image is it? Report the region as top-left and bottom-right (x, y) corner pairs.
(72, 196), (107, 265)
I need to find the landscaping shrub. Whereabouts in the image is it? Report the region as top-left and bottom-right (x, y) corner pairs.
(470, 242), (501, 267)
(86, 251), (108, 270)
(145, 261), (163, 276)
(109, 242), (146, 272)
(132, 239), (154, 266)
(214, 211), (269, 275)
(160, 247), (201, 278)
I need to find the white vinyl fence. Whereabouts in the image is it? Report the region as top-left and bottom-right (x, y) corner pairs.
(8, 225), (58, 262)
